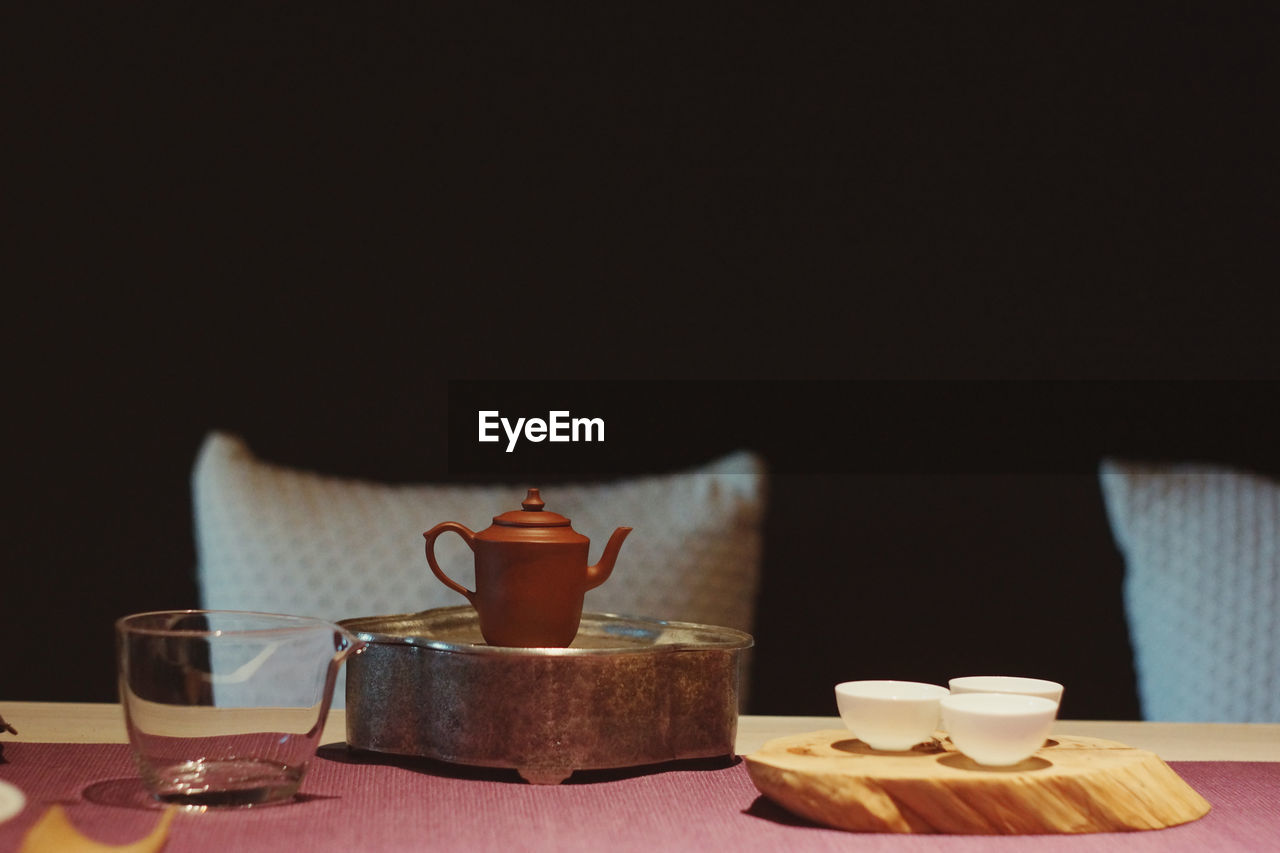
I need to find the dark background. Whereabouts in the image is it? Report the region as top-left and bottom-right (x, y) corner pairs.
(5, 4), (1276, 719)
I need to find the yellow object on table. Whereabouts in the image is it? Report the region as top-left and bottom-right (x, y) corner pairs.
(19, 804), (176, 853)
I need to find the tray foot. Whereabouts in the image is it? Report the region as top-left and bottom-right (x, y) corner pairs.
(517, 766), (573, 785)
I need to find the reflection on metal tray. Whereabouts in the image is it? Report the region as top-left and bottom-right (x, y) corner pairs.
(340, 606), (753, 784)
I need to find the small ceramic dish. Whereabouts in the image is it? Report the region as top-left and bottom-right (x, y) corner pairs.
(948, 675), (1063, 705)
(0, 779), (25, 824)
(940, 692), (1059, 766)
(835, 680), (950, 751)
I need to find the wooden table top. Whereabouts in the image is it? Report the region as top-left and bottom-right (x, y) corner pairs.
(3, 702), (1279, 761)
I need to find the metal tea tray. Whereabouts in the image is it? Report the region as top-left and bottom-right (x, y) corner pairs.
(340, 606), (753, 784)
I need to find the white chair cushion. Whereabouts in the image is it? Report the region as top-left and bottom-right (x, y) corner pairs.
(193, 432), (767, 704)
(1100, 458), (1280, 722)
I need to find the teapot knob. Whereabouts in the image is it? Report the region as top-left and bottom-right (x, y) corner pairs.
(521, 488), (546, 512)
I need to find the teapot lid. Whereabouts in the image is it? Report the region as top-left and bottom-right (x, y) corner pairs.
(492, 488), (572, 527)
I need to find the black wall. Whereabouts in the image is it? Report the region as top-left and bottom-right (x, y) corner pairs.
(5, 4), (1274, 719)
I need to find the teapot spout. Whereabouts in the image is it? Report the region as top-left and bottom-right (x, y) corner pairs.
(585, 526), (633, 591)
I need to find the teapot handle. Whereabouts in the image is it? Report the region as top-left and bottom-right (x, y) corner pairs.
(423, 522), (478, 604)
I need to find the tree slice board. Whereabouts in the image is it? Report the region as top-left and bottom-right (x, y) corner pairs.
(744, 730), (1211, 834)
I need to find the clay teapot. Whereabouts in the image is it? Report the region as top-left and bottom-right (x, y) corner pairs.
(423, 488), (633, 647)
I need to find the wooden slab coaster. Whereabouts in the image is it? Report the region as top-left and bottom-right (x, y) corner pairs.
(744, 730), (1211, 834)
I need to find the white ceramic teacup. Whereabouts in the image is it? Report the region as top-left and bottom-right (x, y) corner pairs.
(948, 675), (1064, 706)
(835, 680), (950, 751)
(941, 692), (1059, 767)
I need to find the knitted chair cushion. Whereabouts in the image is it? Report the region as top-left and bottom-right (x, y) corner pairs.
(193, 431), (767, 705)
(1100, 458), (1279, 722)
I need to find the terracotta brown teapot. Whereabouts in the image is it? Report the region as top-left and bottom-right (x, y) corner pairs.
(423, 488), (633, 647)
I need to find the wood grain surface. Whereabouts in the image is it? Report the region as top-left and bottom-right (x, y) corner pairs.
(745, 729), (1212, 834)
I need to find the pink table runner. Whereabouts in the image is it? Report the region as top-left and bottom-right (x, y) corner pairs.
(1, 742), (1278, 852)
